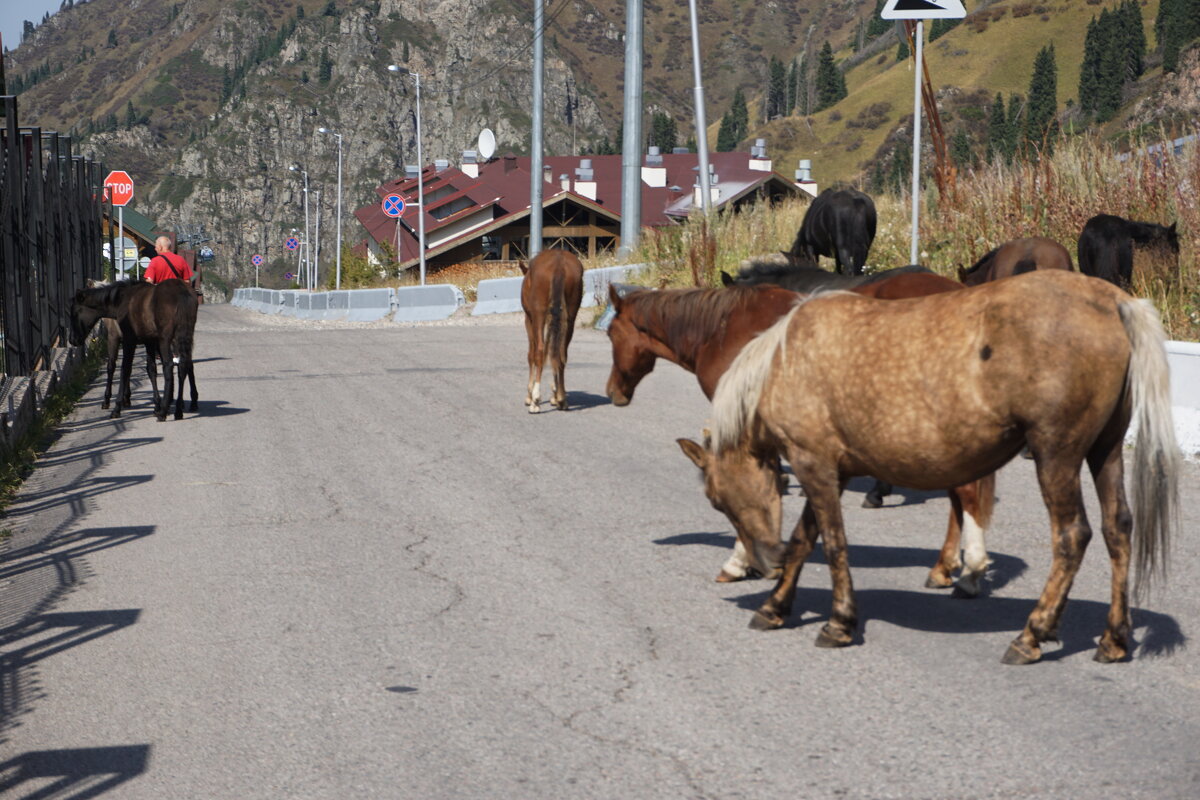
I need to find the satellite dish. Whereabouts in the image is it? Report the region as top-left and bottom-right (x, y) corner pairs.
(478, 128), (496, 160)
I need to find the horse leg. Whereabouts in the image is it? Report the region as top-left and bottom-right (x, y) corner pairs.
(146, 342), (166, 421)
(750, 499), (820, 630)
(861, 478), (891, 508)
(113, 339), (137, 419)
(174, 349), (186, 420)
(1002, 457), (1092, 665)
(524, 313), (544, 413)
(1088, 429), (1134, 663)
(102, 336), (118, 409)
(925, 489), (964, 589)
(950, 473), (995, 598)
(188, 361), (199, 412)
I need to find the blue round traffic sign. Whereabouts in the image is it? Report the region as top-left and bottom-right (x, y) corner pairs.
(382, 193), (406, 218)
(285, 236), (299, 251)
(252, 254), (263, 266)
(284, 272), (294, 280)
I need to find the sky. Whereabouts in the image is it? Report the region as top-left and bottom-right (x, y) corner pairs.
(1, 0), (64, 56)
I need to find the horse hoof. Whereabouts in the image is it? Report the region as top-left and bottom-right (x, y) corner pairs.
(174, 411), (184, 421)
(925, 572), (954, 589)
(1093, 637), (1129, 664)
(101, 401), (110, 409)
(109, 410), (121, 419)
(749, 610), (785, 630)
(861, 494), (883, 509)
(156, 415), (167, 422)
(527, 403), (540, 414)
(190, 402), (199, 412)
(950, 583), (981, 599)
(814, 624), (852, 648)
(716, 569), (746, 583)
(1000, 639), (1041, 665)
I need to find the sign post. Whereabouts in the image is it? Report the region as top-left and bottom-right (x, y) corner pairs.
(252, 253), (263, 287)
(880, 0), (966, 264)
(104, 170), (135, 278)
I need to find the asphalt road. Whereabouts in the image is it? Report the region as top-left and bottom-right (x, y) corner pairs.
(1, 303), (1198, 799)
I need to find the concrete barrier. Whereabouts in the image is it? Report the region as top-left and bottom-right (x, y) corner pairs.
(581, 263), (648, 307)
(393, 284), (465, 322)
(472, 277), (524, 316)
(1166, 340), (1200, 458)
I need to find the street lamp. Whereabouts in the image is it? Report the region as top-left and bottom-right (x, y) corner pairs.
(318, 126), (344, 290)
(387, 63), (426, 285)
(289, 164), (311, 290)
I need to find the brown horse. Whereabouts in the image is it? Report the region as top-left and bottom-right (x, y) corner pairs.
(520, 249), (584, 413)
(709, 270), (1179, 664)
(70, 279), (198, 421)
(957, 237), (1072, 286)
(606, 271), (996, 596)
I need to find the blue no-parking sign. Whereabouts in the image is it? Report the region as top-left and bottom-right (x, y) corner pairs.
(382, 193), (406, 218)
(285, 236), (299, 251)
(252, 254), (264, 267)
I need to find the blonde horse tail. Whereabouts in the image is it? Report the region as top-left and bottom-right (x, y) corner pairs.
(1120, 298), (1181, 599)
(710, 306), (798, 453)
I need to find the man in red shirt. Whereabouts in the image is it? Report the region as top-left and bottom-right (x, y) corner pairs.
(143, 236), (194, 284)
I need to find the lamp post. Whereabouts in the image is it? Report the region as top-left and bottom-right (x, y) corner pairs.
(387, 64), (426, 285)
(289, 164), (310, 290)
(317, 126), (343, 289)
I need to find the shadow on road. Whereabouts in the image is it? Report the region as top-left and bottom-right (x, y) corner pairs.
(0, 744), (151, 798)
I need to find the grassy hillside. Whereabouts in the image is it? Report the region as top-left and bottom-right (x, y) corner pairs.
(757, 0), (1168, 186)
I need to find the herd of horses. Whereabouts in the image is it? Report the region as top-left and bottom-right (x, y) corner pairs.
(522, 187), (1183, 665)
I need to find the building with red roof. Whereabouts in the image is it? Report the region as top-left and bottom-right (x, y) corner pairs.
(353, 143), (814, 273)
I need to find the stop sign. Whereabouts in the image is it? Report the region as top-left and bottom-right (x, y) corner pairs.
(104, 170), (134, 206)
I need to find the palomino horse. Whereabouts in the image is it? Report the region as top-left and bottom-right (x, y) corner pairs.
(521, 249), (584, 413)
(606, 271), (996, 596)
(788, 187), (877, 275)
(709, 270), (1179, 664)
(70, 279), (198, 421)
(957, 236), (1073, 286)
(1078, 214), (1180, 289)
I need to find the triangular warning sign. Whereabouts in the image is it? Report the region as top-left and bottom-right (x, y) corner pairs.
(881, 0), (967, 20)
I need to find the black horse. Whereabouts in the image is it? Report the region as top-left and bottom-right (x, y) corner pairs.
(788, 187), (877, 276)
(721, 262), (930, 292)
(1078, 214), (1179, 289)
(70, 279), (198, 421)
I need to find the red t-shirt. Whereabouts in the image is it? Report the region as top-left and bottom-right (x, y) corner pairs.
(144, 251), (193, 284)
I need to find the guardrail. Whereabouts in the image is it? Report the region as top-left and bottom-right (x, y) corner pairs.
(231, 284), (464, 323)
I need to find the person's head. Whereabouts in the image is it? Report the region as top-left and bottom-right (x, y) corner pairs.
(154, 235), (172, 254)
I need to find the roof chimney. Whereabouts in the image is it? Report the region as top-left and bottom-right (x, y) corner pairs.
(642, 146), (666, 188)
(795, 158), (818, 197)
(434, 158), (449, 173)
(503, 153), (517, 173)
(574, 159), (597, 201)
(404, 165), (419, 179)
(462, 150), (479, 178)
(749, 138), (771, 172)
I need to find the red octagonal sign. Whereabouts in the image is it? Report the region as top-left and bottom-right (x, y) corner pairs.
(104, 170), (134, 207)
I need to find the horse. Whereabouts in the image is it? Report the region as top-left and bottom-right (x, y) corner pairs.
(520, 249), (584, 413)
(721, 262), (930, 294)
(85, 279), (197, 412)
(606, 271), (996, 597)
(708, 269), (1179, 664)
(788, 187), (877, 276)
(957, 237), (1073, 286)
(70, 279), (198, 421)
(724, 261), (937, 508)
(1078, 214), (1180, 290)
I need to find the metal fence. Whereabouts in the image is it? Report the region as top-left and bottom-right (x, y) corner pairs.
(1, 95), (107, 375)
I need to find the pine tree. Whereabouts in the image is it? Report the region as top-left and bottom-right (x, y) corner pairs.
(867, 0), (891, 39)
(785, 58), (797, 116)
(897, 37), (909, 62)
(318, 49), (333, 84)
(951, 128), (975, 169)
(650, 111), (677, 152)
(125, 101), (137, 127)
(796, 52), (810, 116)
(767, 56), (787, 119)
(716, 112), (737, 151)
(107, 29), (117, 48)
(986, 93), (1007, 164)
(1078, 16), (1102, 115)
(1024, 45), (1059, 157)
(814, 41), (846, 112)
(730, 87), (748, 143)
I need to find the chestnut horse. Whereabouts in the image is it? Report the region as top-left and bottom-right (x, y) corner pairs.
(520, 249), (584, 413)
(606, 271), (995, 596)
(70, 279), (198, 421)
(710, 270), (1178, 664)
(957, 236), (1072, 286)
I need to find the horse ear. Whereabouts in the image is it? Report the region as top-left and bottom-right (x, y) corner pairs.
(608, 283), (623, 309)
(676, 438), (709, 470)
(518, 261), (529, 275)
(720, 271), (734, 287)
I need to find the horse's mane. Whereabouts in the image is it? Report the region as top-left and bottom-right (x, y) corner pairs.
(81, 278), (148, 307)
(621, 285), (799, 359)
(961, 247), (1000, 281)
(731, 261), (839, 290)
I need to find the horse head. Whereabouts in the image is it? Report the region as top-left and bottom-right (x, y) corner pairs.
(604, 283), (657, 406)
(69, 288), (107, 346)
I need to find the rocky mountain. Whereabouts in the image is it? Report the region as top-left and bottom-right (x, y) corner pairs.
(3, 0), (1194, 287)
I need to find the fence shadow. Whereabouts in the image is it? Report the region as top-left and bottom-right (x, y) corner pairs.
(0, 745), (151, 799)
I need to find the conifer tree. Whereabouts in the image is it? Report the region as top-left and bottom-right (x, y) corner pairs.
(785, 58), (797, 116)
(767, 56), (787, 119)
(814, 41), (846, 112)
(650, 111), (677, 152)
(1024, 45), (1059, 157)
